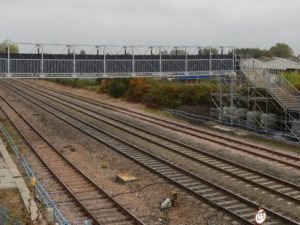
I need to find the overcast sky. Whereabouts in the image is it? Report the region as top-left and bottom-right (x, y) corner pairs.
(1, 0), (299, 54)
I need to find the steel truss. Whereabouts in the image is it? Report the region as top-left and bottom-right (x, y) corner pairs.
(0, 42), (235, 78)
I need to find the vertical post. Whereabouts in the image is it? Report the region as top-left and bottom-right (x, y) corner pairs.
(103, 47), (106, 76)
(219, 77), (223, 122)
(220, 47), (224, 72)
(132, 47), (135, 74)
(159, 47), (162, 75)
(230, 75), (234, 126)
(7, 44), (10, 77)
(41, 44), (44, 77)
(96, 45), (99, 75)
(73, 45), (76, 77)
(209, 48), (212, 75)
(185, 48), (188, 74)
(232, 47), (235, 72)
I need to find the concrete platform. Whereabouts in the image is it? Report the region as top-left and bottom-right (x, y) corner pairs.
(0, 157), (16, 189)
(0, 137), (43, 224)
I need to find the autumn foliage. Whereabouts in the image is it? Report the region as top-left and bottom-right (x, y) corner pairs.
(99, 78), (217, 109)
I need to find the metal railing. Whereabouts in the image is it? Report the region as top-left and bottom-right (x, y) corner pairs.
(241, 58), (300, 98)
(0, 58), (234, 78)
(164, 108), (299, 140)
(273, 73), (300, 98)
(240, 59), (300, 139)
(0, 123), (70, 225)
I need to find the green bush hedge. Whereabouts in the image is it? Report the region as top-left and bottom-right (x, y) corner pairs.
(52, 78), (217, 109)
(53, 78), (101, 90)
(99, 78), (217, 108)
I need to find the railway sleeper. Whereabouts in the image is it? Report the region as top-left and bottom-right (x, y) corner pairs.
(97, 214), (129, 224)
(225, 204), (248, 211)
(218, 200), (239, 207)
(202, 192), (221, 198)
(209, 195), (228, 202)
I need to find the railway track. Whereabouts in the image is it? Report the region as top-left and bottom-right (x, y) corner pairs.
(21, 80), (300, 170)
(8, 80), (300, 209)
(1, 80), (299, 224)
(0, 95), (144, 225)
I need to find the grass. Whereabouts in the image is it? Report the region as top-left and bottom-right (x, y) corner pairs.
(100, 160), (109, 169)
(0, 118), (22, 154)
(241, 134), (300, 154)
(143, 108), (182, 121)
(52, 78), (101, 91)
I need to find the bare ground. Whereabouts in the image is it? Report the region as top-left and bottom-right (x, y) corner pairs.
(0, 188), (32, 225)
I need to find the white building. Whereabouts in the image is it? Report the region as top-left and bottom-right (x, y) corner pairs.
(262, 57), (300, 71)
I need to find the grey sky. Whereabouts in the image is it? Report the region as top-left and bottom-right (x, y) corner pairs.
(1, 0), (300, 54)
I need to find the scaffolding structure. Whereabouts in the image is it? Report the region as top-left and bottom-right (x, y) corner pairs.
(211, 59), (300, 141)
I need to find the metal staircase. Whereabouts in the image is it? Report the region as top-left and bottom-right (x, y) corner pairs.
(268, 86), (300, 111)
(241, 58), (300, 139)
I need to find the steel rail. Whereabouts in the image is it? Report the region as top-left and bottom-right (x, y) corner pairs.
(0, 94), (144, 225)
(26, 81), (300, 169)
(0, 81), (299, 225)
(9, 79), (300, 206)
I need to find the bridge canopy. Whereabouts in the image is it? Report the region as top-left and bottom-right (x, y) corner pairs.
(0, 43), (235, 78)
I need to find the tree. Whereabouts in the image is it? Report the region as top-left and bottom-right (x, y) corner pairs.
(0, 40), (19, 53)
(170, 48), (186, 56)
(235, 48), (265, 58)
(79, 50), (86, 55)
(268, 43), (293, 58)
(199, 48), (218, 56)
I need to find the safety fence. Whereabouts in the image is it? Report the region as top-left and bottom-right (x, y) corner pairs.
(0, 122), (70, 225)
(163, 108), (299, 141)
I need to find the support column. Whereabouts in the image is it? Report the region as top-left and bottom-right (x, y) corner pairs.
(209, 48), (212, 75)
(132, 47), (135, 74)
(232, 47), (235, 71)
(185, 48), (188, 74)
(159, 47), (162, 75)
(230, 76), (234, 126)
(73, 45), (76, 77)
(41, 44), (44, 77)
(7, 44), (10, 77)
(219, 77), (223, 122)
(103, 47), (106, 76)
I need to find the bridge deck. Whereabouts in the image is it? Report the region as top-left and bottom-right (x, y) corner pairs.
(0, 53), (234, 78)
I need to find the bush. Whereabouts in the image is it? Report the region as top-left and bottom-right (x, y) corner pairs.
(98, 79), (112, 93)
(53, 78), (99, 89)
(127, 78), (150, 102)
(108, 79), (130, 98)
(94, 77), (217, 108)
(284, 72), (300, 90)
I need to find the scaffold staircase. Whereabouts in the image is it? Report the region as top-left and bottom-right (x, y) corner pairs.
(241, 59), (300, 139)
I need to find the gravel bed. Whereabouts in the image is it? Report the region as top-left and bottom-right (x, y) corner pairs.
(19, 82), (300, 185)
(23, 93), (300, 219)
(0, 84), (234, 225)
(25, 80), (300, 178)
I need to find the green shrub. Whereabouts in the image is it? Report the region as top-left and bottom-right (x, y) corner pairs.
(284, 72), (300, 90)
(55, 77), (218, 109)
(108, 78), (130, 98)
(127, 78), (150, 102)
